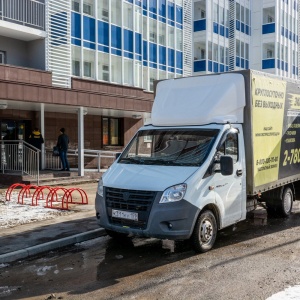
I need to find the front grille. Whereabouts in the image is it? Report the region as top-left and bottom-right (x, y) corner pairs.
(105, 187), (157, 229)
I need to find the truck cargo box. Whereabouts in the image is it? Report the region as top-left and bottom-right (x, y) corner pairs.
(154, 69), (300, 195)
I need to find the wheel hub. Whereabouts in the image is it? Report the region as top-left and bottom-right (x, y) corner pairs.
(200, 220), (213, 243)
(284, 192), (292, 213)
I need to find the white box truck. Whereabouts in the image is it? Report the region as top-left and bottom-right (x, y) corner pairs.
(95, 69), (300, 253)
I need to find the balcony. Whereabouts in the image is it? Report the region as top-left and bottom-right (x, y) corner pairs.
(262, 23), (275, 34)
(0, 0), (46, 41)
(194, 19), (206, 32)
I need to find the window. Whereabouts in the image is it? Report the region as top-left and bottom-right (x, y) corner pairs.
(98, 0), (109, 21)
(267, 49), (273, 58)
(102, 117), (123, 146)
(83, 3), (92, 15)
(268, 15), (274, 23)
(217, 133), (238, 163)
(72, 60), (80, 76)
(84, 62), (92, 77)
(72, 0), (80, 12)
(201, 49), (205, 60)
(98, 51), (109, 81)
(0, 51), (5, 64)
(102, 9), (109, 21)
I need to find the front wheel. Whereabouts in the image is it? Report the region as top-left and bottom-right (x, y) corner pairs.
(191, 210), (217, 253)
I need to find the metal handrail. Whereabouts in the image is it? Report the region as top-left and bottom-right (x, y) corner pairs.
(45, 148), (119, 172)
(0, 140), (40, 185)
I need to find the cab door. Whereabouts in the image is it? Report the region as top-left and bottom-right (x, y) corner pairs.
(212, 128), (245, 228)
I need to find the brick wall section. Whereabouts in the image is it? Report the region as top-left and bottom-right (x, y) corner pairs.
(0, 65), (154, 168)
(0, 64), (52, 86)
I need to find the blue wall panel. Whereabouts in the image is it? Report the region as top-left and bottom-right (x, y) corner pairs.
(194, 19), (206, 32)
(158, 0), (166, 17)
(176, 5), (182, 24)
(168, 48), (174, 67)
(149, 0), (157, 13)
(176, 51), (182, 69)
(83, 16), (95, 42)
(98, 20), (109, 45)
(124, 29), (133, 52)
(143, 0), (147, 9)
(111, 25), (122, 49)
(135, 33), (142, 54)
(262, 23), (275, 34)
(149, 42), (157, 62)
(262, 58), (275, 69)
(194, 60), (206, 72)
(159, 45), (166, 65)
(168, 1), (174, 21)
(71, 12), (81, 38)
(143, 40), (148, 60)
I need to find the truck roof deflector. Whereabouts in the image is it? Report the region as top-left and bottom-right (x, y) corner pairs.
(151, 74), (246, 126)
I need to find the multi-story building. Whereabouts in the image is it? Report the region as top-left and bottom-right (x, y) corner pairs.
(251, 0), (298, 79)
(0, 0), (190, 174)
(193, 0), (298, 80)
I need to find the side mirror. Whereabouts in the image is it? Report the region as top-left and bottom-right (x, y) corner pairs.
(220, 155), (233, 176)
(115, 152), (122, 160)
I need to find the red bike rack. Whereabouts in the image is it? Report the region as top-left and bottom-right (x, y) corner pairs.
(5, 183), (26, 201)
(62, 187), (88, 205)
(31, 186), (53, 206)
(5, 183), (89, 210)
(45, 187), (69, 210)
(18, 185), (38, 205)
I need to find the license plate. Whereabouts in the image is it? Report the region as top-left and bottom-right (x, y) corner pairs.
(112, 209), (138, 221)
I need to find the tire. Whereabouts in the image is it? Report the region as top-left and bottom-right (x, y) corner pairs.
(191, 210), (217, 253)
(266, 187), (293, 218)
(278, 187), (293, 217)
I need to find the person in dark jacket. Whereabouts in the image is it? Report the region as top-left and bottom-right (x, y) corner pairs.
(28, 128), (44, 150)
(57, 127), (70, 171)
(29, 127), (44, 170)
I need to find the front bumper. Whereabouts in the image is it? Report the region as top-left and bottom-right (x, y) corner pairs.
(95, 192), (199, 240)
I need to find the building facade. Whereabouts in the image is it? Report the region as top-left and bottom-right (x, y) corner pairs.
(193, 0), (298, 80)
(0, 0), (191, 172)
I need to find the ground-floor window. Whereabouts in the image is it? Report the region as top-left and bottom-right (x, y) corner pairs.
(102, 117), (123, 146)
(0, 51), (6, 64)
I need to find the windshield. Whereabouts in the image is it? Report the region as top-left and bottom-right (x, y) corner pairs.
(119, 129), (219, 166)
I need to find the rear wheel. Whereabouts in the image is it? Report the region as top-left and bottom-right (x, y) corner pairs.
(278, 187), (293, 217)
(266, 187), (293, 218)
(191, 210), (217, 253)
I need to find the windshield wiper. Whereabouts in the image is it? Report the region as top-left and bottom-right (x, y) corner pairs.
(119, 157), (143, 164)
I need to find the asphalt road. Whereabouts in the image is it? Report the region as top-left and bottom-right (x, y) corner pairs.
(1, 203), (300, 300)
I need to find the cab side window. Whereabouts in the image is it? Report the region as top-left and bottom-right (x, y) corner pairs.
(225, 133), (238, 163)
(217, 133), (238, 163)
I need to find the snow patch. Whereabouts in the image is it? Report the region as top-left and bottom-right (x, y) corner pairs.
(0, 192), (73, 228)
(267, 285), (300, 300)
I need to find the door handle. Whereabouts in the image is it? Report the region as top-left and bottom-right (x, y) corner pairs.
(236, 169), (243, 176)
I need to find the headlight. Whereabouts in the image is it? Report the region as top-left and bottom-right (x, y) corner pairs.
(159, 183), (187, 204)
(97, 178), (104, 197)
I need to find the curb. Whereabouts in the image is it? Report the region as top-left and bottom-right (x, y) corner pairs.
(0, 228), (106, 264)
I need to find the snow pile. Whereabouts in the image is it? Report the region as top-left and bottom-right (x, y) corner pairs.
(267, 285), (300, 300)
(0, 191), (72, 229)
